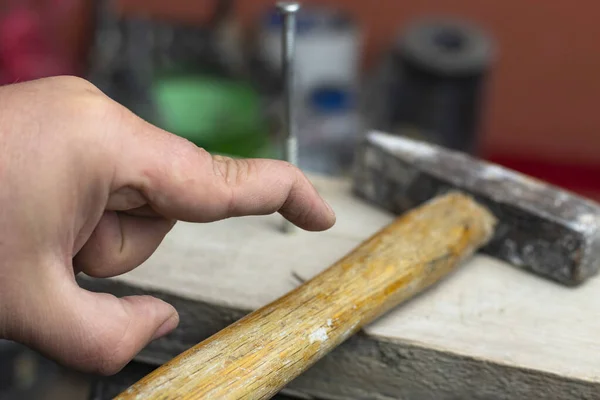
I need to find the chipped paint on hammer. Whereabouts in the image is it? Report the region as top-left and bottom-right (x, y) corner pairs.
(309, 327), (329, 344)
(354, 130), (600, 286)
(370, 130), (438, 160)
(574, 213), (600, 236)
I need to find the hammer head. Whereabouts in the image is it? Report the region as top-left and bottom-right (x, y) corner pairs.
(353, 131), (600, 286)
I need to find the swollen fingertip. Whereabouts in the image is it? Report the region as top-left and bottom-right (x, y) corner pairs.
(323, 213), (336, 231)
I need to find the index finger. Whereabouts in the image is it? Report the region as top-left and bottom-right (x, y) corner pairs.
(116, 121), (336, 231)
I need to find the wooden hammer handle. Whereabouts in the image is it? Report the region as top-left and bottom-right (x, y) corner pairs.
(116, 192), (496, 400)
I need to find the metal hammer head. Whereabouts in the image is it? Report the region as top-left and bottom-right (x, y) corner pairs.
(353, 131), (600, 286)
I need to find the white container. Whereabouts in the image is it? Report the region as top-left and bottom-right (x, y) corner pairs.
(257, 6), (362, 100)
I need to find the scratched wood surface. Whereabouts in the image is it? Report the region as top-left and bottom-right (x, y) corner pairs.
(79, 175), (600, 400)
(114, 193), (495, 399)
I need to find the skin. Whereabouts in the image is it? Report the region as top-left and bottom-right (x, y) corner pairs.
(0, 76), (336, 376)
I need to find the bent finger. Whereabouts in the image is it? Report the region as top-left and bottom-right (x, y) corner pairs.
(115, 120), (336, 231)
(74, 211), (175, 278)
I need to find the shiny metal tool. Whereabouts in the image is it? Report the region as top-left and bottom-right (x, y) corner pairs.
(277, 1), (300, 233)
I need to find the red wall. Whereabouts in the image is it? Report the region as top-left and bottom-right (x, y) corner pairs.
(7, 0), (599, 193)
(5, 0), (599, 163)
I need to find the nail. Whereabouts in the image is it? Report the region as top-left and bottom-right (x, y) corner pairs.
(277, 2), (301, 234)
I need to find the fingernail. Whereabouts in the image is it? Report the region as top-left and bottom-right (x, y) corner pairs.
(323, 198), (336, 223)
(319, 194), (334, 214)
(152, 313), (179, 341)
(325, 199), (335, 215)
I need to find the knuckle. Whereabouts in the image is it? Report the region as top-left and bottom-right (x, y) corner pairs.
(63, 75), (100, 91)
(282, 196), (313, 223)
(61, 89), (117, 130)
(45, 75), (104, 97)
(177, 138), (204, 163)
(195, 145), (212, 162)
(212, 155), (253, 187)
(163, 138), (204, 183)
(82, 91), (118, 117)
(272, 159), (302, 183)
(140, 139), (202, 207)
(165, 137), (203, 171)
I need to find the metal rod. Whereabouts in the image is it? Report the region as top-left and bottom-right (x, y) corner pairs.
(277, 2), (300, 233)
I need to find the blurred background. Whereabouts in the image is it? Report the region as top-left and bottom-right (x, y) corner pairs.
(0, 0), (599, 399)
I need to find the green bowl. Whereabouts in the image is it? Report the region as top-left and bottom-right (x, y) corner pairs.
(152, 74), (275, 158)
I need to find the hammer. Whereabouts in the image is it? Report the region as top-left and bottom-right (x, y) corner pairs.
(354, 131), (600, 286)
(114, 133), (600, 399)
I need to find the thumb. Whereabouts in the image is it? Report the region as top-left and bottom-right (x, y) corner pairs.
(12, 279), (178, 375)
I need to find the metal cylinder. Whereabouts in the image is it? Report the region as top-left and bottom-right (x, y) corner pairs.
(387, 18), (495, 154)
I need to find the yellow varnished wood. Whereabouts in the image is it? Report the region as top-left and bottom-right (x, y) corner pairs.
(115, 192), (497, 400)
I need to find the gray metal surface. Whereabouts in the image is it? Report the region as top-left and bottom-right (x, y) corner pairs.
(353, 131), (600, 286)
(276, 2), (301, 233)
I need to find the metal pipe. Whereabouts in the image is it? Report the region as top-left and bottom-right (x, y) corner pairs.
(277, 2), (300, 233)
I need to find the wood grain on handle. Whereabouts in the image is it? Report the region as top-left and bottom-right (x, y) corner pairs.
(115, 192), (497, 400)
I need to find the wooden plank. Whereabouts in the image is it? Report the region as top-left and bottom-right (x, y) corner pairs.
(115, 193), (496, 400)
(79, 175), (600, 400)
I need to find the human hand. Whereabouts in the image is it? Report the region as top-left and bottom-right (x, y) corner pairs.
(0, 76), (335, 375)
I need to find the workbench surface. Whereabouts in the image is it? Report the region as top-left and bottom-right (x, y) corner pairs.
(80, 175), (600, 400)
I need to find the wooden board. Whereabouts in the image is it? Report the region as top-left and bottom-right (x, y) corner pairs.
(79, 175), (600, 400)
